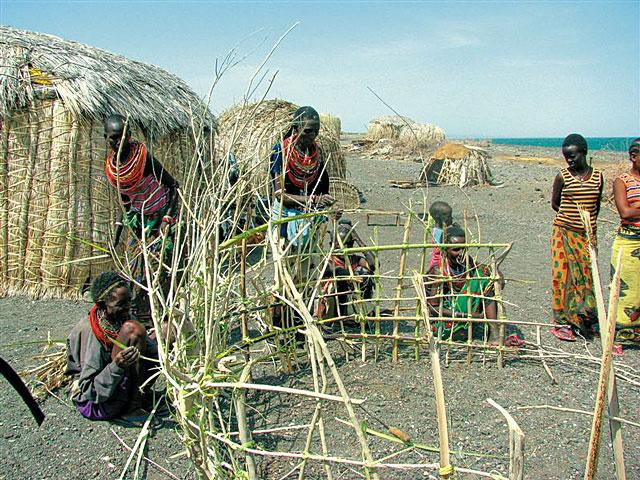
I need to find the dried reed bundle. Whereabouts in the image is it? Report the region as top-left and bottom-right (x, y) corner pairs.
(320, 113), (341, 138)
(421, 142), (497, 188)
(19, 342), (70, 400)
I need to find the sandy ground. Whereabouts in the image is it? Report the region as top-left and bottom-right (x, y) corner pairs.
(1, 143), (638, 480)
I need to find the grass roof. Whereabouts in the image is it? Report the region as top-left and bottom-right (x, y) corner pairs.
(0, 25), (213, 135)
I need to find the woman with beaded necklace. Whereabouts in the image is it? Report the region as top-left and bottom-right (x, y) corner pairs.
(65, 272), (158, 421)
(270, 106), (335, 248)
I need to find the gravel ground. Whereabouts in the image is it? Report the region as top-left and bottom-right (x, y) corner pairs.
(1, 146), (638, 480)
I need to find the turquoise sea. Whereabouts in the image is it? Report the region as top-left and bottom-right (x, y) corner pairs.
(491, 137), (636, 152)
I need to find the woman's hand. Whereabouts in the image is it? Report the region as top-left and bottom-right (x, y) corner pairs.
(114, 346), (140, 368)
(313, 194), (335, 207)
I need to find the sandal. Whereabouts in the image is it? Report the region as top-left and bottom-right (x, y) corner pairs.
(551, 326), (576, 342)
(612, 344), (624, 356)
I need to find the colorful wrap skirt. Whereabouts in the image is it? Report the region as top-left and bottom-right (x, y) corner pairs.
(551, 225), (597, 332)
(611, 230), (640, 344)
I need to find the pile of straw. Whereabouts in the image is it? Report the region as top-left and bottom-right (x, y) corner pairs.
(320, 113), (342, 138)
(366, 115), (445, 147)
(421, 142), (497, 188)
(216, 100), (346, 192)
(0, 26), (213, 298)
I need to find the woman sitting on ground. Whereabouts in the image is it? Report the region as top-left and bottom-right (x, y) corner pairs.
(65, 272), (158, 421)
(610, 138), (640, 351)
(424, 225), (503, 343)
(550, 134), (603, 341)
(270, 106), (335, 249)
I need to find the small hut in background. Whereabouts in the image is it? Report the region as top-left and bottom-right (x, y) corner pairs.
(0, 26), (212, 298)
(421, 142), (497, 188)
(366, 115), (445, 147)
(217, 99), (346, 194)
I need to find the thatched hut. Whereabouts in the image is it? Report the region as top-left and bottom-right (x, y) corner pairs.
(421, 142), (497, 188)
(367, 115), (445, 147)
(0, 26), (212, 298)
(217, 100), (346, 195)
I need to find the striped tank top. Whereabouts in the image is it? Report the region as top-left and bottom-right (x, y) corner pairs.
(125, 173), (171, 217)
(553, 167), (603, 233)
(619, 173), (640, 228)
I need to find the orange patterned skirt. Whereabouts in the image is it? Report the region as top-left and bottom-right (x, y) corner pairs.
(551, 226), (598, 332)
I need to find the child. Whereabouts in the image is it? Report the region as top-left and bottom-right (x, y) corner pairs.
(428, 201), (453, 270)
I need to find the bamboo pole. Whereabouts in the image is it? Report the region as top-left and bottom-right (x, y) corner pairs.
(581, 209), (626, 480)
(392, 214), (412, 362)
(584, 250), (622, 480)
(492, 253), (506, 369)
(373, 227), (381, 363)
(413, 273), (452, 479)
(487, 398), (524, 480)
(234, 364), (257, 480)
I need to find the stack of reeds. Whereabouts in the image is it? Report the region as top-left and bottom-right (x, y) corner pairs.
(320, 112), (342, 138)
(0, 26), (212, 298)
(421, 142), (497, 188)
(217, 99), (346, 194)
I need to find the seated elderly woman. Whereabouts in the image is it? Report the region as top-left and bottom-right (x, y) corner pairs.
(424, 225), (503, 343)
(65, 272), (159, 421)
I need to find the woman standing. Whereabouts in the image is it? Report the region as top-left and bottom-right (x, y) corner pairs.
(270, 106), (334, 249)
(611, 138), (640, 350)
(550, 134), (604, 341)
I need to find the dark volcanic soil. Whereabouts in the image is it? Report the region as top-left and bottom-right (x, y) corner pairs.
(1, 147), (638, 480)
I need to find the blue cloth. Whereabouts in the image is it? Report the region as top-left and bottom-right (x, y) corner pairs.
(271, 199), (314, 249)
(432, 227), (443, 244)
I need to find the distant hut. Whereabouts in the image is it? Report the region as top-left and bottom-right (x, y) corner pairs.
(0, 26), (213, 298)
(421, 143), (497, 188)
(367, 115), (445, 147)
(217, 99), (346, 195)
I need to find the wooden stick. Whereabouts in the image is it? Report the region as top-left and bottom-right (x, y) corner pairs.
(201, 381), (366, 404)
(234, 364), (257, 479)
(516, 405), (640, 429)
(536, 325), (556, 385)
(581, 209), (626, 480)
(584, 250), (622, 480)
(412, 273), (452, 479)
(492, 254), (506, 369)
(392, 214), (412, 362)
(487, 398), (524, 480)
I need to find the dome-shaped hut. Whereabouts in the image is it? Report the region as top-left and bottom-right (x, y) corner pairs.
(0, 26), (213, 298)
(367, 115), (445, 148)
(420, 142), (497, 188)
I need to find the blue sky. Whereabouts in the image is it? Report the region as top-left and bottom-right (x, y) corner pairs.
(2, 1), (638, 137)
